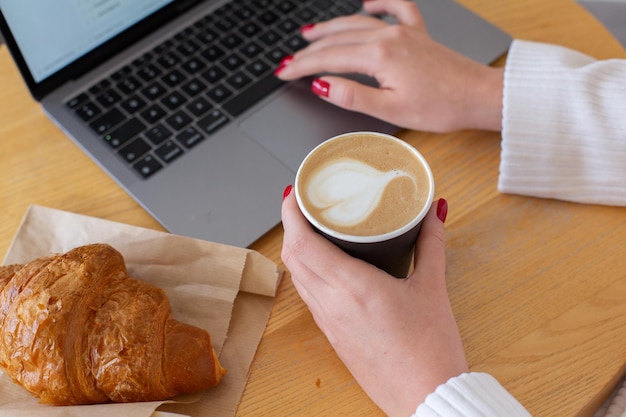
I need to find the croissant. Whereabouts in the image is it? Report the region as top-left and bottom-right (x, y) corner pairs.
(0, 243), (226, 405)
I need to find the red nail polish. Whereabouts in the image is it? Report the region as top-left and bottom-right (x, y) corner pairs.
(283, 185), (293, 200)
(437, 198), (448, 223)
(312, 78), (330, 97)
(301, 23), (315, 32)
(279, 55), (294, 67)
(274, 55), (294, 76)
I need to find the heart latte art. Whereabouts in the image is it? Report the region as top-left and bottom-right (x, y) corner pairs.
(297, 133), (432, 237)
(306, 158), (417, 228)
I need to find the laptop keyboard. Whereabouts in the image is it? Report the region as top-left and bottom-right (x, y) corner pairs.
(66, 0), (363, 179)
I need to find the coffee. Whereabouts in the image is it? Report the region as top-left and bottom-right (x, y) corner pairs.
(296, 132), (432, 239)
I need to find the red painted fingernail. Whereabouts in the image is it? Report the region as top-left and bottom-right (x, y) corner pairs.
(279, 55), (294, 67)
(312, 78), (330, 97)
(274, 55), (294, 76)
(283, 185), (293, 200)
(301, 23), (315, 33)
(437, 198), (448, 223)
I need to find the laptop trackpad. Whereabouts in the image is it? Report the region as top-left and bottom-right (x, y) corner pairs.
(240, 80), (396, 172)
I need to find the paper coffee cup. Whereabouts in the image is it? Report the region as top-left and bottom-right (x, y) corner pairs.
(295, 131), (435, 278)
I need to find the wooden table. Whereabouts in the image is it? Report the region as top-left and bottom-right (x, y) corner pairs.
(1, 1), (625, 416)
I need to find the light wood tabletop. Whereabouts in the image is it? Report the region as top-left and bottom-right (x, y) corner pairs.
(1, 1), (625, 416)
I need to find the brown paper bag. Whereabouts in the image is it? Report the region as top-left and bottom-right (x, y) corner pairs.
(0, 205), (283, 417)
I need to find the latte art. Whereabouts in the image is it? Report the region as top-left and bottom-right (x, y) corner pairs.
(307, 158), (418, 228)
(296, 132), (433, 238)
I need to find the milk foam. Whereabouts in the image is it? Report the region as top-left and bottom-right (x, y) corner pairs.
(306, 158), (417, 227)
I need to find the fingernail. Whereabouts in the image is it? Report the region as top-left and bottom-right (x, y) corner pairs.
(283, 185), (293, 200)
(279, 55), (294, 67)
(312, 78), (330, 97)
(437, 198), (448, 223)
(274, 55), (294, 76)
(301, 23), (315, 33)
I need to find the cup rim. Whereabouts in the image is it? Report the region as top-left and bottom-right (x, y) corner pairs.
(295, 131), (435, 244)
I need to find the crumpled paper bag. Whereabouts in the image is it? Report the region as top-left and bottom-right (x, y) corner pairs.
(0, 205), (283, 417)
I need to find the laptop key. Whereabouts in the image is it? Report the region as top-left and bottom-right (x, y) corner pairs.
(187, 97), (212, 117)
(117, 76), (142, 94)
(258, 11), (280, 25)
(226, 72), (253, 90)
(196, 29), (219, 45)
(284, 35), (308, 53)
(141, 81), (168, 100)
(88, 79), (111, 95)
(176, 126), (205, 148)
(121, 95), (147, 114)
(89, 108), (126, 134)
(246, 59), (271, 77)
(296, 7), (316, 22)
(201, 45), (226, 62)
(133, 154), (162, 178)
(166, 110), (193, 130)
(221, 34), (244, 50)
(222, 73), (285, 117)
(207, 85), (233, 103)
(161, 91), (187, 110)
(240, 22), (262, 38)
(181, 58), (206, 75)
(277, 0), (297, 13)
(104, 118), (146, 148)
(265, 47), (289, 64)
(259, 29), (281, 47)
(181, 78), (207, 97)
(162, 69), (187, 87)
(118, 137), (151, 162)
(176, 40), (201, 57)
(157, 51), (181, 69)
(66, 93), (88, 109)
(141, 104), (167, 124)
(96, 89), (122, 108)
(201, 66), (226, 84)
(197, 109), (229, 134)
(241, 41), (264, 59)
(145, 123), (173, 145)
(137, 64), (162, 82)
(277, 18), (299, 34)
(155, 140), (184, 163)
(75, 101), (102, 122)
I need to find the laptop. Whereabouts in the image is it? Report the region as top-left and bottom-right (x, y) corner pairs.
(0, 0), (511, 247)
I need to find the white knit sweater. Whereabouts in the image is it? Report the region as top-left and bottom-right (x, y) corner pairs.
(412, 39), (626, 417)
(499, 40), (626, 206)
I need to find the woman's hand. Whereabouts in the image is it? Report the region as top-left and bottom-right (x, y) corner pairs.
(275, 0), (504, 133)
(281, 188), (468, 416)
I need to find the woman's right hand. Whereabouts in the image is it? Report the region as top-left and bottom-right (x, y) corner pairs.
(275, 0), (504, 133)
(281, 190), (469, 416)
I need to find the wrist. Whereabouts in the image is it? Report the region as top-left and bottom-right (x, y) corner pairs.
(462, 66), (504, 132)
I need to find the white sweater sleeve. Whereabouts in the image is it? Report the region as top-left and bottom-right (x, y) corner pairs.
(499, 40), (626, 206)
(411, 373), (532, 417)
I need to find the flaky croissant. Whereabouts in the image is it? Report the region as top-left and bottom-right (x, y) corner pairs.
(0, 243), (226, 405)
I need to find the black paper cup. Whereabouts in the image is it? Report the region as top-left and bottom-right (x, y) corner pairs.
(295, 132), (434, 278)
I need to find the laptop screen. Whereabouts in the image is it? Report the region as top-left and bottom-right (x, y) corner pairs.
(0, 0), (204, 100)
(0, 0), (174, 83)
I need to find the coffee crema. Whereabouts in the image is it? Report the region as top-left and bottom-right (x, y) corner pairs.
(296, 133), (432, 237)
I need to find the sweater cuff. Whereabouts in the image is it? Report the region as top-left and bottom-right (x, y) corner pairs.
(411, 372), (531, 417)
(499, 39), (626, 206)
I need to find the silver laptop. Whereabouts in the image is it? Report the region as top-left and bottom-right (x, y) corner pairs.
(0, 0), (511, 247)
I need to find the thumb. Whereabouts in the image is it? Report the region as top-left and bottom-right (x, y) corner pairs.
(410, 198), (447, 282)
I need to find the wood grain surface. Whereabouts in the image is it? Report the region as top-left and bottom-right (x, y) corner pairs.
(1, 1), (625, 416)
